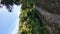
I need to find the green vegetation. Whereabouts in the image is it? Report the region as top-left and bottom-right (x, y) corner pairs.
(19, 0), (42, 34)
(18, 0), (59, 34)
(19, 0), (45, 34)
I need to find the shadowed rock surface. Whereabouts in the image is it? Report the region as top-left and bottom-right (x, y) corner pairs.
(35, 0), (60, 34)
(35, 0), (60, 14)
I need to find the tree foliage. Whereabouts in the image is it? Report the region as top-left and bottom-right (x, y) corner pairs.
(18, 0), (52, 34)
(1, 0), (20, 12)
(18, 0), (60, 34)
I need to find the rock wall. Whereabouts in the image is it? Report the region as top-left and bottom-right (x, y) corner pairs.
(35, 0), (60, 14)
(35, 0), (60, 34)
(35, 6), (60, 34)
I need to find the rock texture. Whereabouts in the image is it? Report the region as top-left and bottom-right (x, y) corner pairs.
(35, 6), (60, 34)
(35, 0), (60, 34)
(35, 0), (60, 14)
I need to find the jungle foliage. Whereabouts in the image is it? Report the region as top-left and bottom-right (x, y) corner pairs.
(18, 0), (51, 34)
(18, 0), (59, 34)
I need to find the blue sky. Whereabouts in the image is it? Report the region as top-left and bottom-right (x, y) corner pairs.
(0, 4), (21, 34)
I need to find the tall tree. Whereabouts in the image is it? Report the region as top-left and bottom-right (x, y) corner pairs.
(1, 0), (20, 12)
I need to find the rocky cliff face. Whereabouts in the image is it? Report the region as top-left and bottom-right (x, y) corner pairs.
(35, 0), (60, 34)
(35, 0), (60, 14)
